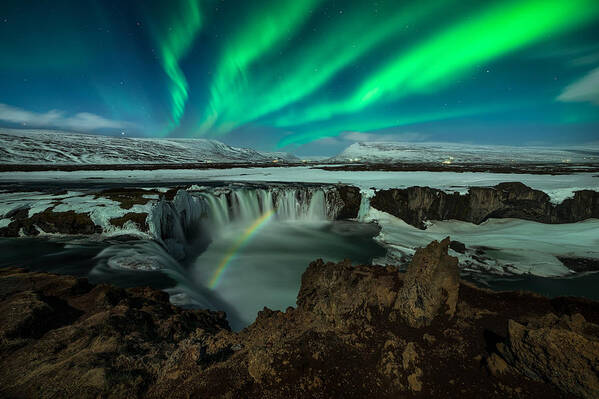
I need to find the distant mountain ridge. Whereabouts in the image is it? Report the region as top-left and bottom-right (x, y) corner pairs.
(330, 141), (599, 164)
(0, 128), (299, 164)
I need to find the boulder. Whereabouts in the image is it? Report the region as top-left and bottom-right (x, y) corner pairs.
(395, 237), (460, 327)
(499, 317), (599, 399)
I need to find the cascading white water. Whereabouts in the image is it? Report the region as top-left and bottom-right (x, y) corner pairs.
(357, 189), (375, 222)
(200, 192), (230, 227)
(148, 185), (345, 261)
(198, 186), (333, 227)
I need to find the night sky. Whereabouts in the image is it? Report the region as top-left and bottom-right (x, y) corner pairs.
(1, 0), (598, 155)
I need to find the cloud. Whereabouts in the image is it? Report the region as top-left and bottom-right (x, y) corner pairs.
(312, 131), (429, 146)
(340, 131), (429, 142)
(0, 103), (135, 131)
(557, 67), (599, 106)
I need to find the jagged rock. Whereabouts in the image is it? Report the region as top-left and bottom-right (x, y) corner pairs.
(0, 208), (101, 237)
(0, 268), (229, 398)
(296, 259), (399, 329)
(371, 183), (599, 229)
(334, 185), (362, 219)
(395, 238), (460, 327)
(449, 240), (466, 254)
(110, 212), (149, 231)
(2, 248), (599, 398)
(499, 317), (599, 399)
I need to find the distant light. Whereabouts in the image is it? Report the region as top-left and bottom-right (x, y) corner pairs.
(272, 159), (279, 163)
(442, 159), (452, 164)
(121, 131), (126, 136)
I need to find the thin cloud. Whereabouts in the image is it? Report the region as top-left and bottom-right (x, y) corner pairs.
(341, 131), (429, 142)
(312, 131), (429, 146)
(557, 67), (599, 106)
(0, 103), (135, 131)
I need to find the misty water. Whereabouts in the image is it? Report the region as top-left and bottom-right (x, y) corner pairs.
(0, 220), (384, 330)
(1, 185), (386, 330)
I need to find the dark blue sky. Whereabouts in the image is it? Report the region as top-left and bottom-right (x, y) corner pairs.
(1, 0), (598, 155)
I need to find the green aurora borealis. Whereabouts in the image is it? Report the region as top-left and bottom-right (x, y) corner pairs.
(1, 0), (598, 154)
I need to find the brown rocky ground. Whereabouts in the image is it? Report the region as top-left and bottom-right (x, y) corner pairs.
(1, 238), (598, 398)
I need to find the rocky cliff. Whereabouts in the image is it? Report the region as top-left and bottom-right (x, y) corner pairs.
(1, 239), (598, 398)
(371, 182), (599, 229)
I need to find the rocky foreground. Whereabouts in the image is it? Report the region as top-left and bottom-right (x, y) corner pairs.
(1, 239), (599, 398)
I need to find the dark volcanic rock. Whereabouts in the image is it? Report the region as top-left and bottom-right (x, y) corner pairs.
(395, 238), (460, 327)
(371, 182), (599, 228)
(2, 240), (599, 398)
(557, 256), (599, 273)
(0, 268), (229, 398)
(498, 316), (599, 399)
(0, 208), (102, 237)
(110, 212), (150, 231)
(449, 240), (467, 254)
(334, 185), (362, 219)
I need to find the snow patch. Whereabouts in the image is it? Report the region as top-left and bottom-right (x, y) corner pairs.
(331, 141), (599, 164)
(363, 209), (599, 277)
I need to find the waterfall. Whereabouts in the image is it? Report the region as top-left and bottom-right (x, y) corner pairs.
(148, 185), (345, 261)
(357, 189), (375, 222)
(149, 190), (208, 260)
(201, 186), (332, 225)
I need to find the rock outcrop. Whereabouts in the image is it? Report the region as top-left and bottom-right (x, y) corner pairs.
(2, 240), (599, 398)
(395, 238), (459, 327)
(0, 207), (102, 237)
(0, 268), (229, 398)
(498, 316), (599, 399)
(334, 184), (362, 219)
(371, 182), (599, 229)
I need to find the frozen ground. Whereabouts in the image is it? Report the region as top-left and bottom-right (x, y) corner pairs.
(0, 190), (155, 237)
(2, 167), (597, 203)
(0, 128), (298, 164)
(364, 209), (599, 278)
(1, 167), (598, 279)
(331, 141), (599, 164)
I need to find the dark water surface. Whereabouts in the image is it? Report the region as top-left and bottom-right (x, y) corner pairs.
(0, 220), (386, 330)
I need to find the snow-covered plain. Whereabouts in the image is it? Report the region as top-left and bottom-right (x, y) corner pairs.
(364, 209), (599, 277)
(1, 158), (598, 279)
(2, 167), (597, 203)
(0, 191), (154, 237)
(0, 128), (298, 164)
(331, 141), (599, 164)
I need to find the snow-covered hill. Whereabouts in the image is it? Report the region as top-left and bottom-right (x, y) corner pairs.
(0, 129), (299, 164)
(330, 142), (599, 164)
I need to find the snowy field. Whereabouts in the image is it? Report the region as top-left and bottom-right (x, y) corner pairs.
(0, 128), (298, 164)
(365, 209), (599, 278)
(2, 166), (598, 203)
(332, 141), (599, 164)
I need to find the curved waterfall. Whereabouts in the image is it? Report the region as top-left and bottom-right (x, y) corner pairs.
(87, 184), (384, 330)
(149, 185), (344, 261)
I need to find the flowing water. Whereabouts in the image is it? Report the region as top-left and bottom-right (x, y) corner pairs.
(0, 185), (385, 330)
